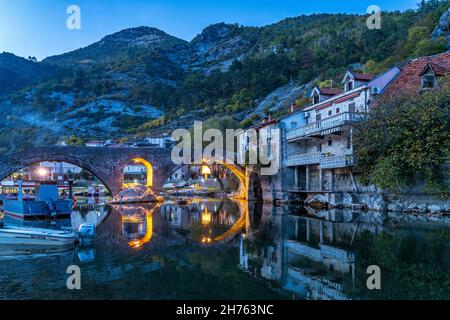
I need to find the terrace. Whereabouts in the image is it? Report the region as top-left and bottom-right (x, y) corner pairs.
(286, 112), (366, 141)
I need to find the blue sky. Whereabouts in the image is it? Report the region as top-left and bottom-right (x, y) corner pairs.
(0, 0), (418, 60)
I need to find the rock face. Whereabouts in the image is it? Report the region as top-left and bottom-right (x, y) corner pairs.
(191, 23), (255, 73)
(432, 7), (450, 48)
(244, 81), (310, 120)
(306, 194), (330, 209)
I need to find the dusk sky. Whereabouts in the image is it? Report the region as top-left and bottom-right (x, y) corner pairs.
(0, 0), (419, 60)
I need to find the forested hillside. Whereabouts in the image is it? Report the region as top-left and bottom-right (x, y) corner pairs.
(0, 0), (448, 153)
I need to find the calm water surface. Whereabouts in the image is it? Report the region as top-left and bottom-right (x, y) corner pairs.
(0, 197), (449, 300)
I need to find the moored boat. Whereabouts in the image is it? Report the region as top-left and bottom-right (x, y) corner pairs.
(0, 225), (76, 246)
(3, 180), (72, 220)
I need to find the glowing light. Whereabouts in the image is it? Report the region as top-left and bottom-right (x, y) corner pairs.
(130, 158), (153, 187)
(201, 208), (211, 226)
(201, 237), (212, 244)
(37, 167), (48, 177)
(201, 165), (212, 175)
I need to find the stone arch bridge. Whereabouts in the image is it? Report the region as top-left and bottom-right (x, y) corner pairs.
(0, 147), (274, 201)
(0, 147), (175, 196)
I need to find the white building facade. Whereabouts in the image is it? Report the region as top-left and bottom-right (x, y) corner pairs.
(282, 68), (400, 193)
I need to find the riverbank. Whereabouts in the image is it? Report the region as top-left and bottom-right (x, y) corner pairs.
(296, 192), (450, 225)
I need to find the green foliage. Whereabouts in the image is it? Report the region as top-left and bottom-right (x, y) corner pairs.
(63, 135), (85, 146)
(1, 0), (448, 151)
(136, 117), (165, 131)
(240, 118), (252, 128)
(413, 37), (448, 57)
(355, 85), (450, 195)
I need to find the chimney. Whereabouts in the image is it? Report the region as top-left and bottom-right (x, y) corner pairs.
(290, 103), (296, 113)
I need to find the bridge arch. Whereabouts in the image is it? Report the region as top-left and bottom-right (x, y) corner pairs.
(0, 147), (174, 196)
(201, 158), (249, 200)
(129, 158), (154, 188)
(0, 159), (114, 195)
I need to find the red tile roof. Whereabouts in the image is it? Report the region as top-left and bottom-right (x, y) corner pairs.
(387, 51), (450, 95)
(315, 92), (362, 111)
(318, 88), (343, 96)
(419, 62), (449, 76)
(353, 73), (374, 81)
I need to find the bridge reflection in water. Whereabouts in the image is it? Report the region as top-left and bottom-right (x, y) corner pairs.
(0, 196), (448, 300)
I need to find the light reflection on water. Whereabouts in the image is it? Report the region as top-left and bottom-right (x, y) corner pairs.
(0, 198), (449, 300)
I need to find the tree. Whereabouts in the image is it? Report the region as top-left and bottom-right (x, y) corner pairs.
(413, 37), (448, 57)
(355, 84), (450, 195)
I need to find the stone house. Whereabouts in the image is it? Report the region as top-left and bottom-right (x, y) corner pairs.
(280, 68), (400, 195)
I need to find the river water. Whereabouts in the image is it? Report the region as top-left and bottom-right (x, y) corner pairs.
(0, 197), (449, 300)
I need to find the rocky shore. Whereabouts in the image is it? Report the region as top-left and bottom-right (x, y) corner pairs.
(304, 192), (450, 225)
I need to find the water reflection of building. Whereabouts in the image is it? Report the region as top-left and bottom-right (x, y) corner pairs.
(240, 208), (384, 300)
(161, 199), (240, 242)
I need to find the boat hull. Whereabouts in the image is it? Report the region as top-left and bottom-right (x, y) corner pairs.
(4, 211), (71, 220)
(0, 228), (76, 246)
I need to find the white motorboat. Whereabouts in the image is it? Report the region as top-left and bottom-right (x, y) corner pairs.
(0, 225), (77, 246)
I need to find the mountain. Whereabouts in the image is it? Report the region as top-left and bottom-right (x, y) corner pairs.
(44, 26), (193, 84)
(0, 0), (448, 153)
(0, 53), (58, 95)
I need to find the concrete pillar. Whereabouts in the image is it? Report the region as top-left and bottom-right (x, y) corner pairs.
(319, 221), (324, 244)
(306, 219), (311, 242)
(329, 222), (334, 243)
(319, 169), (324, 191)
(305, 166), (310, 191)
(330, 169), (335, 192)
(294, 166), (299, 189)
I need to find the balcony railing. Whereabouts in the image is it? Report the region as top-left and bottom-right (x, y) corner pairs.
(287, 112), (366, 141)
(287, 152), (320, 167)
(287, 153), (355, 169)
(320, 155), (355, 169)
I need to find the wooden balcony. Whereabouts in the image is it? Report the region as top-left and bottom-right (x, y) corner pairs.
(286, 112), (366, 141)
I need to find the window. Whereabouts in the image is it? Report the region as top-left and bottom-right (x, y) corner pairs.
(336, 107), (340, 114)
(317, 144), (322, 152)
(349, 102), (356, 113)
(328, 110), (332, 116)
(346, 81), (353, 92)
(328, 140), (332, 146)
(313, 93), (320, 104)
(422, 74), (436, 90)
(347, 135), (352, 149)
